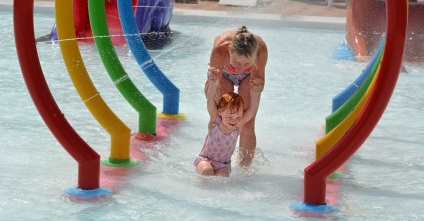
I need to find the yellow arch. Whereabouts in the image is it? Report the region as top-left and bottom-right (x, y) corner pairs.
(316, 64), (382, 159)
(55, 0), (132, 163)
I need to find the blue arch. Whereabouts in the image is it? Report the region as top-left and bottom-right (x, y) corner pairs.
(117, 0), (180, 114)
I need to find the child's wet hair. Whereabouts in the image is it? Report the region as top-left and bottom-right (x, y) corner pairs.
(218, 92), (244, 114)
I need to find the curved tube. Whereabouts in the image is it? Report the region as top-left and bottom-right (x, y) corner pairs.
(304, 0), (408, 205)
(325, 35), (385, 133)
(88, 0), (157, 135)
(117, 0), (180, 115)
(13, 0), (100, 190)
(316, 64), (381, 159)
(55, 0), (132, 161)
(331, 34), (386, 113)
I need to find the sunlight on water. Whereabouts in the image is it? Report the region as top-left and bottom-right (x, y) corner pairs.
(1, 7), (424, 220)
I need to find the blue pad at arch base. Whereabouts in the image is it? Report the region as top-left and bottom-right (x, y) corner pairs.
(65, 187), (112, 198)
(290, 202), (339, 214)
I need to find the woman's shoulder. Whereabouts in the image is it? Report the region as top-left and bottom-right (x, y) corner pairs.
(212, 37), (231, 57)
(218, 29), (237, 37)
(214, 32), (233, 47)
(253, 34), (267, 48)
(254, 34), (268, 56)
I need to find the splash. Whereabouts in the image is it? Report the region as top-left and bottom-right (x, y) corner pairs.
(232, 148), (269, 176)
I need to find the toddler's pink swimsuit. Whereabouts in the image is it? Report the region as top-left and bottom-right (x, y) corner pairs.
(193, 116), (238, 172)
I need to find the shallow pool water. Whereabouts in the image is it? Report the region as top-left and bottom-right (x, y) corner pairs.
(1, 6), (424, 220)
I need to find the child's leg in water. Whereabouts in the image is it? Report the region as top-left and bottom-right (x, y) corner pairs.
(214, 168), (230, 177)
(196, 161), (214, 176)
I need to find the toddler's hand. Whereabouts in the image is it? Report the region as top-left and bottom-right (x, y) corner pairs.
(207, 66), (221, 83)
(249, 78), (264, 94)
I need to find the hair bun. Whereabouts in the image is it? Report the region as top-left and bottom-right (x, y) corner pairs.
(237, 25), (248, 34)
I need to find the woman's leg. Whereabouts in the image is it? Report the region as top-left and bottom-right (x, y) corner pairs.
(238, 116), (256, 167)
(237, 75), (258, 167)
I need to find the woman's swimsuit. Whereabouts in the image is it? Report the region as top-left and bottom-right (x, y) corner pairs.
(222, 64), (252, 86)
(193, 116), (238, 172)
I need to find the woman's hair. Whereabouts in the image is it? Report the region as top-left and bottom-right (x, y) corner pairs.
(229, 25), (259, 63)
(217, 92), (244, 114)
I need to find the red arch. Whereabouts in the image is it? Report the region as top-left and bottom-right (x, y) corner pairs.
(73, 0), (138, 45)
(303, 0), (408, 205)
(14, 1), (100, 190)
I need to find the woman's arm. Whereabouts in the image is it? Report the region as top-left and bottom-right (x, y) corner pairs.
(241, 78), (264, 124)
(205, 35), (231, 97)
(251, 36), (268, 89)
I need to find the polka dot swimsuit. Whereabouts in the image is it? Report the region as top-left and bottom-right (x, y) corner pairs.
(197, 116), (238, 165)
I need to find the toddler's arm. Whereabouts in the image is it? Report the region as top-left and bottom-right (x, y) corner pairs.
(206, 67), (221, 129)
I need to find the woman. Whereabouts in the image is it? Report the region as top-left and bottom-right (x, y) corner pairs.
(205, 25), (268, 167)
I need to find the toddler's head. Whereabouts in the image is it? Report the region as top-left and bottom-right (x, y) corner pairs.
(218, 92), (244, 113)
(217, 92), (244, 127)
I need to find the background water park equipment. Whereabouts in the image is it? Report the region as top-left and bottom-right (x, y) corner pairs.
(14, 0), (183, 197)
(346, 0), (424, 62)
(49, 0), (174, 49)
(6, 0), (420, 218)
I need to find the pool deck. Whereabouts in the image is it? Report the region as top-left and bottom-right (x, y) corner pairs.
(172, 1), (346, 30)
(2, 0), (347, 20)
(1, 0), (347, 30)
(173, 0), (347, 17)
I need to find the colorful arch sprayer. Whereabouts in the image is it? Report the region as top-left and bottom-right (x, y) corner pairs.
(290, 0), (408, 214)
(14, 0), (183, 198)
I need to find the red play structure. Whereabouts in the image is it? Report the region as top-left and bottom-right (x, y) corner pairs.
(346, 0), (424, 62)
(72, 0), (137, 45)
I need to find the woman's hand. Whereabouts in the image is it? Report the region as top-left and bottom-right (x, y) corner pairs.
(249, 78), (264, 94)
